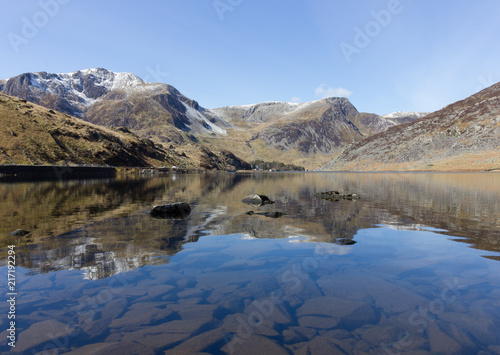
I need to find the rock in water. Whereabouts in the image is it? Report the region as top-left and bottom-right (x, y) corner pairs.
(315, 191), (360, 201)
(241, 194), (275, 207)
(149, 203), (191, 219)
(264, 211), (284, 218)
(10, 229), (30, 236)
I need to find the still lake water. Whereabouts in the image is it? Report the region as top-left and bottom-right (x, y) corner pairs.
(0, 172), (499, 354)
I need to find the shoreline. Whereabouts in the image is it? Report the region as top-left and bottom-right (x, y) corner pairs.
(314, 169), (500, 173)
(0, 165), (116, 181)
(0, 165), (498, 182)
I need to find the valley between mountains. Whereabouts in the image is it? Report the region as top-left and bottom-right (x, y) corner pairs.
(1, 68), (498, 171)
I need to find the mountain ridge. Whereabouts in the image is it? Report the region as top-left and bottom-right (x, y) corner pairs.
(319, 83), (500, 171)
(0, 68), (431, 170)
(0, 90), (252, 170)
(0, 69), (233, 137)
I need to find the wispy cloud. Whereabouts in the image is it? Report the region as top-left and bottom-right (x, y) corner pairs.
(315, 84), (352, 99)
(290, 96), (301, 103)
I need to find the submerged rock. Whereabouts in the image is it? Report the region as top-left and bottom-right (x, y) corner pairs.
(149, 203), (191, 219)
(322, 190), (340, 195)
(315, 191), (360, 201)
(245, 210), (284, 218)
(241, 194), (275, 207)
(10, 229), (30, 236)
(264, 211), (284, 218)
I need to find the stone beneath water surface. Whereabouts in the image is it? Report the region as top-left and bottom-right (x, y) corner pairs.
(149, 202), (191, 219)
(65, 342), (156, 355)
(222, 334), (289, 355)
(241, 194), (275, 207)
(14, 319), (78, 353)
(264, 211), (284, 218)
(315, 191), (361, 201)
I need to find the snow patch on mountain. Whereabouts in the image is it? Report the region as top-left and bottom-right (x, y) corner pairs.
(215, 100), (313, 112)
(181, 101), (227, 135)
(383, 111), (427, 119)
(64, 68), (144, 91)
(210, 100), (317, 124)
(10, 68), (145, 109)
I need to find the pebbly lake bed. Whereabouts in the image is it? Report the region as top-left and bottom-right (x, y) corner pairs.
(0, 172), (499, 354)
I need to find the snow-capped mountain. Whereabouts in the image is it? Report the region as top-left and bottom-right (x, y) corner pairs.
(0, 68), (428, 170)
(0, 68), (230, 137)
(0, 68), (144, 116)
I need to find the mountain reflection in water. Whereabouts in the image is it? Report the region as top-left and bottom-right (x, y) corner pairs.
(1, 172), (500, 354)
(1, 172), (499, 278)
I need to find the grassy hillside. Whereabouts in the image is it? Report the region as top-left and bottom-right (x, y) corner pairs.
(0, 92), (185, 167)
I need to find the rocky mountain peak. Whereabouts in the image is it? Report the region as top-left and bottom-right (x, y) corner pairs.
(0, 68), (146, 117)
(0, 67), (444, 171)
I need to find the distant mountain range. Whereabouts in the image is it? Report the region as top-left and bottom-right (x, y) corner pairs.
(0, 90), (250, 170)
(0, 68), (426, 169)
(2, 68), (498, 171)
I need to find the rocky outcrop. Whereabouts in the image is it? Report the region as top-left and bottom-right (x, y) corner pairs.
(255, 98), (363, 155)
(198, 148), (252, 171)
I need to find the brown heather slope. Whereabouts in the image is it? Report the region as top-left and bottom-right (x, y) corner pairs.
(0, 92), (185, 167)
(319, 82), (500, 171)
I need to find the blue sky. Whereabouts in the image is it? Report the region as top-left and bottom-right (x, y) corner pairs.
(1, 0), (500, 115)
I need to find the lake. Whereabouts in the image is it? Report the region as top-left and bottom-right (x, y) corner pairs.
(0, 172), (499, 354)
